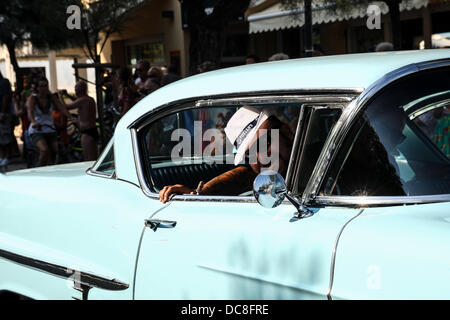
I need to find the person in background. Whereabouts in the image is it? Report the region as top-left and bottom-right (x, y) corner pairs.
(134, 60), (150, 90)
(432, 106), (450, 158)
(161, 64), (181, 86)
(375, 42), (394, 52)
(59, 81), (98, 161)
(0, 72), (13, 167)
(268, 53), (290, 61)
(245, 54), (260, 64)
(143, 66), (163, 96)
(26, 77), (72, 167)
(313, 44), (325, 56)
(198, 61), (217, 74)
(116, 67), (138, 118)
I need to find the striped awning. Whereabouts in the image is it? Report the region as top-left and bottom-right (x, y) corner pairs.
(247, 0), (428, 34)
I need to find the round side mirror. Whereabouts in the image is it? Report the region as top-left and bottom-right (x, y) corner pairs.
(253, 170), (287, 208)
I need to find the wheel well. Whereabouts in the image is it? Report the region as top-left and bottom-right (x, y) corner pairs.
(0, 290), (32, 300)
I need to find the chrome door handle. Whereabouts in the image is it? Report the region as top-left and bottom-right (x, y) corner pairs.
(145, 219), (177, 232)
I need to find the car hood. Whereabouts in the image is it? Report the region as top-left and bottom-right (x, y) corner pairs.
(0, 162), (96, 194)
(3, 162), (95, 179)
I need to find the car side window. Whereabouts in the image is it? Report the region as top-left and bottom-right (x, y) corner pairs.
(91, 139), (115, 176)
(291, 107), (342, 195)
(138, 103), (300, 196)
(321, 67), (450, 197)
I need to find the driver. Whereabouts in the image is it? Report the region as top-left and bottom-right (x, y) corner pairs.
(159, 106), (294, 203)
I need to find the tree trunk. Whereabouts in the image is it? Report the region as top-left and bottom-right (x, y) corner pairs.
(189, 26), (224, 75)
(387, 0), (402, 50)
(183, 0), (250, 75)
(6, 40), (22, 92)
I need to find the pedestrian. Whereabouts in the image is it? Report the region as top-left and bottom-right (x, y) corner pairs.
(161, 64), (181, 86)
(59, 81), (98, 161)
(26, 77), (72, 167)
(135, 60), (150, 90)
(197, 61), (217, 74)
(116, 67), (138, 117)
(268, 53), (289, 61)
(375, 42), (394, 52)
(144, 66), (162, 95)
(245, 54), (260, 64)
(0, 72), (13, 167)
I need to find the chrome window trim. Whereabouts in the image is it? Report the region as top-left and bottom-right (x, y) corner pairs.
(130, 92), (358, 203)
(313, 195), (450, 207)
(130, 90), (361, 131)
(289, 103), (346, 195)
(303, 58), (450, 207)
(87, 138), (115, 179)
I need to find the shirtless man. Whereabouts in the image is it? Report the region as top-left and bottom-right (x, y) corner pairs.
(60, 81), (98, 161)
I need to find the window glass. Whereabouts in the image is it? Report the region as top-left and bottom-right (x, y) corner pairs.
(413, 104), (450, 159)
(293, 107), (342, 195)
(320, 68), (450, 197)
(94, 143), (115, 176)
(127, 41), (165, 67)
(139, 103), (300, 196)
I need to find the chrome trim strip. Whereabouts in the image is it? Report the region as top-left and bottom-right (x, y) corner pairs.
(87, 137), (115, 178)
(327, 209), (365, 300)
(0, 248), (129, 292)
(86, 168), (115, 179)
(314, 194), (450, 207)
(303, 58), (450, 206)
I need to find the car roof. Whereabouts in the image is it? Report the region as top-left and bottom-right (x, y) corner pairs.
(120, 49), (450, 127)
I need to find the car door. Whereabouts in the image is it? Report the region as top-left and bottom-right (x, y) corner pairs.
(133, 96), (363, 299)
(0, 140), (159, 300)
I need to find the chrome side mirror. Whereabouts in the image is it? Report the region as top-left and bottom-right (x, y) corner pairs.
(253, 170), (316, 220)
(253, 170), (287, 208)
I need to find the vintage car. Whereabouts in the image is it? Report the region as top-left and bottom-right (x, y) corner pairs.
(1, 50), (449, 300)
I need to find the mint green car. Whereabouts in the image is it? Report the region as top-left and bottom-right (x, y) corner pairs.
(1, 50), (449, 300)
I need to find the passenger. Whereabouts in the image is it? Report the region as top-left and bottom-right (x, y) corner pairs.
(59, 81), (98, 161)
(159, 106), (294, 203)
(26, 77), (72, 167)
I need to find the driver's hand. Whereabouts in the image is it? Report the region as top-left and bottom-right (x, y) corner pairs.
(159, 184), (194, 203)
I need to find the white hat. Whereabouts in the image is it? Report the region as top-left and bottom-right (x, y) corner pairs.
(225, 106), (274, 165)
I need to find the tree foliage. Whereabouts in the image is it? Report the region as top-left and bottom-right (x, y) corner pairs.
(77, 0), (141, 63)
(0, 0), (84, 89)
